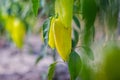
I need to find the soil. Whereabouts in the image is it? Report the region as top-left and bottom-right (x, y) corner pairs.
(0, 35), (70, 80)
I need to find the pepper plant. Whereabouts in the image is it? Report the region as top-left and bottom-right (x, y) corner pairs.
(0, 0), (37, 48)
(32, 0), (120, 80)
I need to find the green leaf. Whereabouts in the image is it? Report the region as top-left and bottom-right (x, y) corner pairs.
(92, 26), (95, 41)
(73, 15), (80, 28)
(80, 0), (98, 25)
(81, 46), (94, 60)
(43, 18), (51, 45)
(32, 0), (40, 16)
(35, 55), (43, 64)
(72, 29), (79, 49)
(80, 0), (97, 47)
(105, 0), (119, 31)
(82, 25), (95, 47)
(68, 51), (82, 80)
(72, 40), (77, 49)
(73, 0), (81, 14)
(98, 0), (109, 11)
(48, 62), (57, 80)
